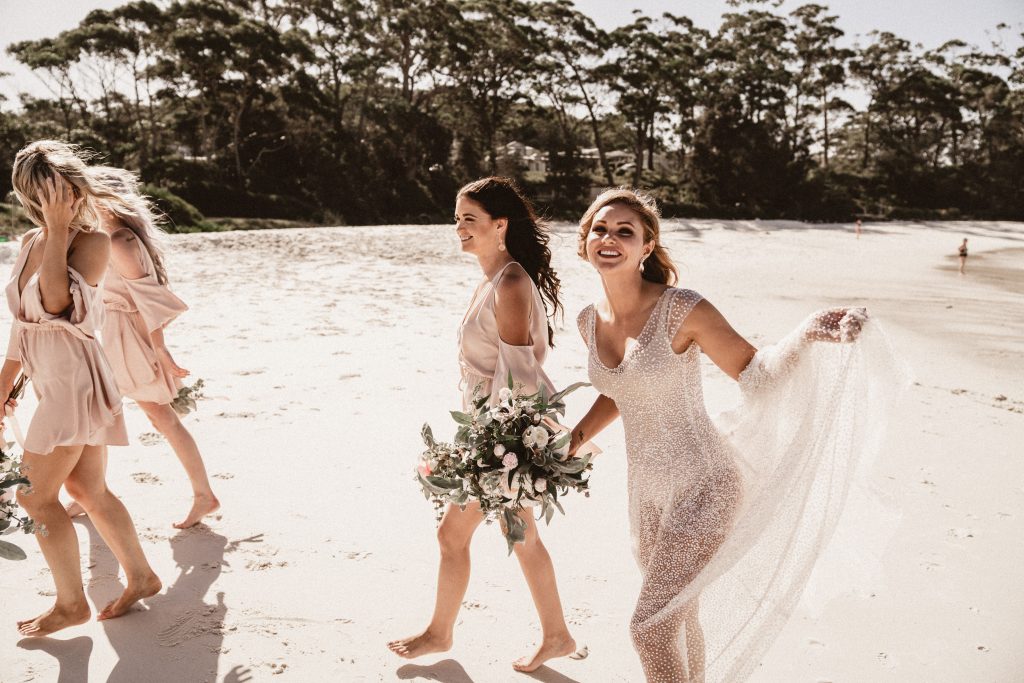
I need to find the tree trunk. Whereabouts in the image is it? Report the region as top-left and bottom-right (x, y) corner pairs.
(571, 64), (614, 185)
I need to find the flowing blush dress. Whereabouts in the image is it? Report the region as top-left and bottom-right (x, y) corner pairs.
(458, 261), (554, 411)
(4, 229), (128, 455)
(579, 287), (902, 682)
(101, 235), (188, 404)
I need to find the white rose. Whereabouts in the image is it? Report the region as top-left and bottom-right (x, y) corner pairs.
(498, 387), (513, 403)
(494, 443), (506, 457)
(522, 425), (549, 449)
(534, 477), (547, 492)
(502, 452), (519, 470)
(533, 413), (542, 424)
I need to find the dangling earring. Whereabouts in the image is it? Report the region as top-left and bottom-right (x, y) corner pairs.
(498, 240), (506, 252)
(639, 252), (648, 273)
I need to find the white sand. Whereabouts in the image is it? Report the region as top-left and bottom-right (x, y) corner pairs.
(0, 219), (1021, 682)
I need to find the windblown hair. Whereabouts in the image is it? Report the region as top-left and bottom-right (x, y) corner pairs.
(458, 177), (563, 346)
(578, 187), (679, 286)
(11, 141), (170, 285)
(12, 140), (101, 233)
(87, 166), (170, 285)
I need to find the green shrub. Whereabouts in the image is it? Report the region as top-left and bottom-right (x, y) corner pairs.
(141, 185), (218, 233)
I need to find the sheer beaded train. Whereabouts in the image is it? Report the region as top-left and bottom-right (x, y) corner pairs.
(580, 288), (901, 682)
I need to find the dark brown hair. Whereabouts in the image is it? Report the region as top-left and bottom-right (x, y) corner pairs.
(458, 177), (563, 345)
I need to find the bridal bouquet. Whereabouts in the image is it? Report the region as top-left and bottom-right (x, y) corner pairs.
(417, 376), (593, 553)
(0, 444), (36, 561)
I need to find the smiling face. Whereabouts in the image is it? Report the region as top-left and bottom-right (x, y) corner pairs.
(584, 203), (652, 277)
(454, 195), (506, 256)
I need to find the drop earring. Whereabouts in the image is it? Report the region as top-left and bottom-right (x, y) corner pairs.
(639, 252), (648, 273)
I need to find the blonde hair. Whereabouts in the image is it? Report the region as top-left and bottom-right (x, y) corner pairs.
(578, 188), (679, 286)
(12, 140), (100, 233)
(87, 166), (170, 285)
(11, 141), (169, 284)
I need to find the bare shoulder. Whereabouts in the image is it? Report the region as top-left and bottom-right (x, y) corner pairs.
(75, 229), (112, 255)
(495, 263), (532, 300)
(20, 228), (41, 247)
(109, 227), (141, 255)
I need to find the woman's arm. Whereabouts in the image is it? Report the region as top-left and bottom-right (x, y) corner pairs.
(676, 299), (758, 381)
(493, 266), (532, 345)
(569, 394), (619, 455)
(38, 177), (81, 314)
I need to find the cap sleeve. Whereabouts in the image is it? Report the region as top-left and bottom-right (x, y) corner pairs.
(121, 275), (188, 333)
(662, 288), (703, 340)
(576, 305), (594, 345)
(491, 339), (556, 405)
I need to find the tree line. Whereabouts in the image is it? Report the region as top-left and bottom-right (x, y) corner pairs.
(2, 0), (1023, 228)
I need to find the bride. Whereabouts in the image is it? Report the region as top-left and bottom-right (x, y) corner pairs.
(570, 188), (899, 682)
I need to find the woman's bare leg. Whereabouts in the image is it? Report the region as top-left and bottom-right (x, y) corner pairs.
(511, 509), (577, 672)
(64, 445), (161, 619)
(15, 445), (91, 637)
(137, 400), (219, 528)
(630, 470), (740, 682)
(387, 502), (484, 658)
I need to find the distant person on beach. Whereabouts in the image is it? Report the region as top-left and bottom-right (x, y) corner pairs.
(959, 238), (968, 274)
(568, 187), (899, 681)
(388, 177), (581, 673)
(3, 140), (160, 636)
(855, 219), (862, 238)
(63, 166), (219, 529)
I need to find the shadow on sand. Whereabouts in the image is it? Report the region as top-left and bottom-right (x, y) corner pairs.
(396, 658), (582, 683)
(17, 517), (252, 682)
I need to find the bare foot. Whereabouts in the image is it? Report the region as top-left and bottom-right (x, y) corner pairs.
(16, 602), (91, 637)
(387, 629), (453, 659)
(512, 634), (581, 673)
(64, 500), (87, 518)
(97, 574), (162, 620)
(173, 492), (220, 529)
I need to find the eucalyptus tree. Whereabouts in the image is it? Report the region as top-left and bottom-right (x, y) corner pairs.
(534, 0), (615, 184)
(596, 12), (673, 187)
(439, 0), (549, 175)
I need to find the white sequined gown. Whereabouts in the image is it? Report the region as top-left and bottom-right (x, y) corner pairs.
(579, 287), (901, 682)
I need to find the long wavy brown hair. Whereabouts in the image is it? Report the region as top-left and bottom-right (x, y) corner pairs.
(458, 177), (563, 345)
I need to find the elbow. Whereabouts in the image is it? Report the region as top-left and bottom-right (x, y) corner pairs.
(40, 295), (72, 316)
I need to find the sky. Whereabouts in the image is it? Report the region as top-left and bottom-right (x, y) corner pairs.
(1, 0), (1022, 103)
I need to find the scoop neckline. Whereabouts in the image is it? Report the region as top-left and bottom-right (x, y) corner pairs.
(588, 288), (672, 373)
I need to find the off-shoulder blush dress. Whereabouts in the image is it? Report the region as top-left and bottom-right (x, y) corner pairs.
(101, 235), (188, 404)
(4, 228), (128, 455)
(458, 261), (554, 409)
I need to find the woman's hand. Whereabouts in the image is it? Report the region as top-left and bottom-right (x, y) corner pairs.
(157, 346), (189, 378)
(804, 307), (869, 343)
(39, 176), (82, 237)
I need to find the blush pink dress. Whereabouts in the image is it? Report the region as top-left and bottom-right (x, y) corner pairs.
(101, 235), (188, 404)
(458, 261), (554, 409)
(4, 228), (128, 455)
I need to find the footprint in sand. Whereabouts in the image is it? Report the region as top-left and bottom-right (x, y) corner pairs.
(234, 368), (266, 376)
(213, 472), (235, 480)
(948, 528), (975, 539)
(131, 472), (161, 485)
(217, 411), (256, 419)
(138, 432), (164, 446)
(977, 645), (990, 653)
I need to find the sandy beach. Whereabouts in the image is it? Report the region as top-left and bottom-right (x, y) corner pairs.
(0, 219), (1022, 682)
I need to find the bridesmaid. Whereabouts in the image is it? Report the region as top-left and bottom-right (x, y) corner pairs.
(388, 177), (579, 672)
(569, 188), (890, 681)
(2, 141), (160, 636)
(64, 166), (219, 529)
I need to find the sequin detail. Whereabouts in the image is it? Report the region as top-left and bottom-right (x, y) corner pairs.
(579, 288), (902, 682)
